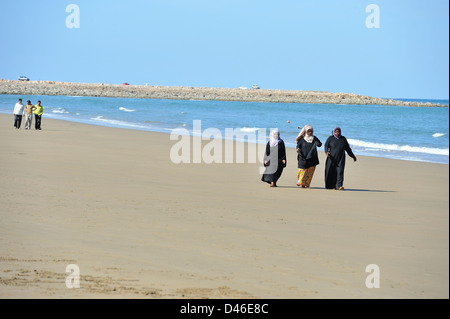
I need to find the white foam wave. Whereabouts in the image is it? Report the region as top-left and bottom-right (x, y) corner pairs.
(239, 127), (260, 133)
(432, 133), (446, 138)
(90, 116), (147, 129)
(119, 107), (136, 112)
(348, 139), (449, 156)
(52, 108), (69, 114)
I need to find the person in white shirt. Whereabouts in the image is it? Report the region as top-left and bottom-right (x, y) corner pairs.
(13, 99), (25, 129)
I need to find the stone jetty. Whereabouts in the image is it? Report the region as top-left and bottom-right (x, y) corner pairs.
(0, 80), (446, 107)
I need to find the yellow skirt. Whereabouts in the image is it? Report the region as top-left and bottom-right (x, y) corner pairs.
(297, 166), (316, 187)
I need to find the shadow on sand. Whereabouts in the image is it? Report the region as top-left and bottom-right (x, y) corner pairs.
(275, 186), (395, 193)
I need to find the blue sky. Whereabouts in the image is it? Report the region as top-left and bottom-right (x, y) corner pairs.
(0, 0), (448, 99)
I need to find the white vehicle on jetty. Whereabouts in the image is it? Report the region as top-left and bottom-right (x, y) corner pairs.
(18, 76), (30, 81)
(251, 84), (260, 89)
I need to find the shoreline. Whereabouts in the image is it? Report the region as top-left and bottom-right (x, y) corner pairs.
(0, 113), (448, 298)
(0, 80), (447, 107)
(2, 111), (448, 165)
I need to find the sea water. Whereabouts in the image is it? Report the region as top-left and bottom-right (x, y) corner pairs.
(1, 94), (448, 164)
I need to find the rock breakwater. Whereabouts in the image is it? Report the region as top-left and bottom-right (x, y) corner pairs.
(0, 80), (446, 107)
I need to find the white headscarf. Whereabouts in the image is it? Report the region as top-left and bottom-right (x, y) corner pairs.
(299, 125), (314, 143)
(269, 129), (282, 147)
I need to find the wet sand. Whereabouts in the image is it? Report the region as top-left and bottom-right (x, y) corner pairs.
(0, 114), (448, 298)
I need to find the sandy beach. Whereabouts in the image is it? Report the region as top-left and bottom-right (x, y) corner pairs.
(0, 113), (448, 299)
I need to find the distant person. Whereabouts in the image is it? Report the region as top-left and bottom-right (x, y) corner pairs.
(34, 100), (44, 130)
(324, 127), (357, 190)
(24, 100), (36, 130)
(295, 125), (322, 188)
(13, 99), (24, 129)
(261, 129), (287, 187)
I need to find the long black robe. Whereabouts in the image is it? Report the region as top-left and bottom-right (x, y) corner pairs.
(261, 140), (286, 184)
(324, 135), (356, 189)
(297, 136), (322, 169)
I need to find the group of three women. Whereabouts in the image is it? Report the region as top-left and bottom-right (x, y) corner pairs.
(261, 126), (357, 190)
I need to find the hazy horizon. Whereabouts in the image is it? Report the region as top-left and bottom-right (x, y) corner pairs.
(0, 1), (448, 100)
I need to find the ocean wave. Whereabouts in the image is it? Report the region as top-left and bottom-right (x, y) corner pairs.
(239, 127), (260, 133)
(52, 107), (69, 114)
(347, 139), (449, 156)
(119, 107), (136, 112)
(90, 117), (148, 129)
(432, 133), (446, 138)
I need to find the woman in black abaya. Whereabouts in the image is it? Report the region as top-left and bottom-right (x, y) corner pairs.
(324, 127), (357, 190)
(261, 129), (286, 187)
(296, 125), (322, 188)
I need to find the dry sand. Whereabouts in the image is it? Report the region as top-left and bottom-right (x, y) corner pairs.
(0, 113), (448, 299)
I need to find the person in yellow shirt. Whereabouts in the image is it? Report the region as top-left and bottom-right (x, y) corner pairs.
(34, 100), (44, 130)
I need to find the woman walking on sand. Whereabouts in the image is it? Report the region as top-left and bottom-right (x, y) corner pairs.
(261, 129), (287, 187)
(324, 127), (357, 190)
(295, 125), (322, 188)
